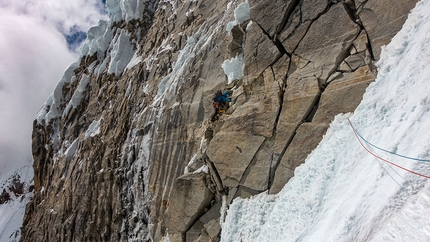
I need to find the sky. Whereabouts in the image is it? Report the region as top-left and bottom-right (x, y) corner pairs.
(221, 0), (430, 240)
(0, 0), (107, 175)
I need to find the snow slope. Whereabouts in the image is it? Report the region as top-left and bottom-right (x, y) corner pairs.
(221, 0), (430, 241)
(0, 165), (33, 242)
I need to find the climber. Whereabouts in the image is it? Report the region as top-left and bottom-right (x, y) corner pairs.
(210, 90), (232, 122)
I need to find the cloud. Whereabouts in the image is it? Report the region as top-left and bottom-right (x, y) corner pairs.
(2, 0), (106, 29)
(0, 1), (106, 176)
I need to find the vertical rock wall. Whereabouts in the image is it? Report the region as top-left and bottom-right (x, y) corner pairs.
(21, 0), (418, 241)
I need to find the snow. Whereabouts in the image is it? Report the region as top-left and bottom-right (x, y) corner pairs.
(222, 53), (244, 85)
(106, 0), (122, 22)
(121, 0), (147, 22)
(85, 118), (102, 139)
(95, 55), (110, 75)
(106, 0), (154, 23)
(126, 52), (143, 71)
(163, 233), (171, 242)
(125, 79), (134, 97)
(80, 20), (113, 58)
(64, 138), (79, 160)
(221, 0), (430, 241)
(141, 36), (173, 71)
(185, 8), (194, 17)
(62, 74), (90, 118)
(80, 0), (160, 77)
(154, 25), (209, 103)
(108, 29), (136, 77)
(219, 194), (228, 227)
(184, 136), (208, 174)
(222, 1), (249, 84)
(193, 165), (208, 174)
(226, 2), (234, 11)
(226, 0), (250, 33)
(36, 62), (79, 124)
(245, 20), (253, 32)
(163, 0), (178, 11)
(0, 165), (33, 241)
(184, 154), (197, 174)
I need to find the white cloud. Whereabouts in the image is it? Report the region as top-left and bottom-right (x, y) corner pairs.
(1, 0), (106, 35)
(0, 0), (106, 176)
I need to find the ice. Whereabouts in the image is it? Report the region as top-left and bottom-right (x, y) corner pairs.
(87, 61), (97, 73)
(79, 20), (113, 75)
(156, 74), (173, 100)
(95, 55), (110, 75)
(121, 0), (139, 21)
(106, 0), (122, 22)
(163, 233), (171, 242)
(80, 0), (158, 76)
(184, 154), (197, 174)
(219, 195), (228, 227)
(163, 0), (178, 11)
(125, 52), (143, 71)
(226, 2), (233, 11)
(245, 20), (253, 31)
(108, 29), (136, 77)
(142, 37), (173, 71)
(193, 165), (208, 174)
(85, 118), (102, 139)
(221, 0), (430, 241)
(222, 53), (244, 84)
(226, 0), (250, 33)
(64, 138), (78, 160)
(222, 1), (249, 84)
(36, 62), (79, 124)
(154, 25), (208, 102)
(62, 74), (90, 118)
(61, 138), (80, 180)
(184, 133), (208, 174)
(125, 79), (134, 97)
(121, 0), (149, 22)
(186, 8), (194, 17)
(80, 20), (113, 58)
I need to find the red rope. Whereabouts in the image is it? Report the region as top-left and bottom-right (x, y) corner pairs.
(347, 118), (430, 179)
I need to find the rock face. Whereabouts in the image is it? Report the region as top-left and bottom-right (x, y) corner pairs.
(21, 0), (418, 241)
(166, 173), (214, 240)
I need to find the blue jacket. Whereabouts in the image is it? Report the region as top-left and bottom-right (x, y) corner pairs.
(215, 91), (231, 103)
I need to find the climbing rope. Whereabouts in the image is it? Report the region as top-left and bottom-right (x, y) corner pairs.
(347, 118), (430, 179)
(377, 158), (403, 187)
(367, 143), (404, 187)
(348, 120), (430, 162)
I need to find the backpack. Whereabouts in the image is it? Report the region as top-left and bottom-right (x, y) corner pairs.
(212, 90), (223, 102)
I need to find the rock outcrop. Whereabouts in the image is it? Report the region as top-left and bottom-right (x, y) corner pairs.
(21, 0), (418, 241)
